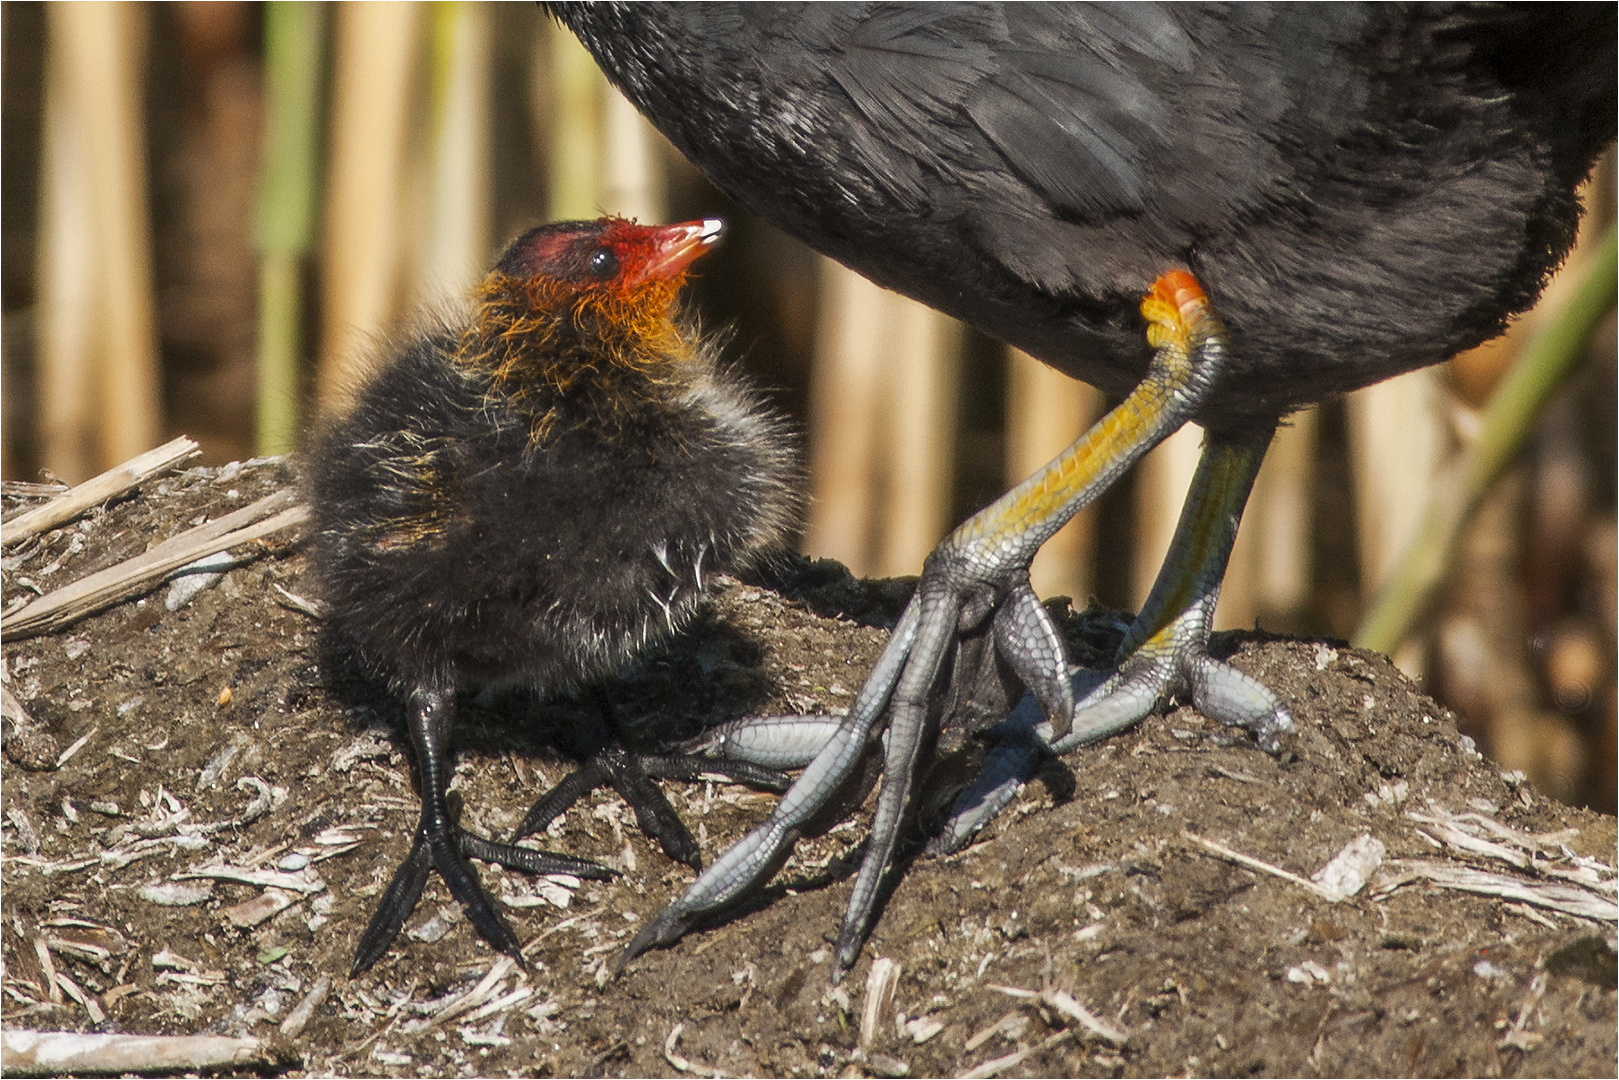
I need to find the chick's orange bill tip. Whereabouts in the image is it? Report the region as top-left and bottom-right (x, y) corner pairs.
(635, 217), (728, 284)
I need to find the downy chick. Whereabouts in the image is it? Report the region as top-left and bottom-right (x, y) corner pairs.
(302, 217), (797, 972)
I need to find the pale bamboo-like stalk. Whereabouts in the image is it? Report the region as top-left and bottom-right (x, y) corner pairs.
(1231, 408), (1317, 622)
(546, 24), (605, 221)
(876, 297), (960, 578)
(52, 3), (161, 469)
(35, 14), (98, 483)
(1131, 422), (1203, 610)
(317, 2), (422, 405)
(1346, 367), (1449, 600)
(421, 0), (492, 302)
(802, 260), (890, 575)
(601, 85), (665, 223)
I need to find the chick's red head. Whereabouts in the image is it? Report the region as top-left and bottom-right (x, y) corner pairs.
(466, 217), (725, 395)
(494, 216), (725, 293)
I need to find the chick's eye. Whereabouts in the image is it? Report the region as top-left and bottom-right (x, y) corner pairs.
(587, 248), (619, 279)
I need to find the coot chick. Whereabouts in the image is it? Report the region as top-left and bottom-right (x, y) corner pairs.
(303, 217), (797, 972)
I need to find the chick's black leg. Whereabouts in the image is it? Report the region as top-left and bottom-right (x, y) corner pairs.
(511, 689), (791, 870)
(353, 684), (518, 973)
(623, 271), (1231, 977)
(353, 684), (613, 976)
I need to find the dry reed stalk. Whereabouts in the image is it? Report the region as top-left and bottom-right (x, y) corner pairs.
(318, 1), (422, 405)
(1130, 421), (1203, 610)
(1, 436), (198, 546)
(876, 296), (960, 578)
(1, 489), (306, 640)
(422, 0), (493, 302)
(803, 260), (889, 575)
(546, 24), (605, 221)
(36, 7), (108, 483)
(50, 3), (162, 470)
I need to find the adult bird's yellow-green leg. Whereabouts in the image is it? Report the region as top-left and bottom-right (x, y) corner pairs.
(933, 424), (1288, 855)
(620, 271), (1232, 978)
(1057, 423), (1293, 754)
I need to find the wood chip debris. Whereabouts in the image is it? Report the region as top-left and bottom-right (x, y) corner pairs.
(1, 436), (199, 548)
(1310, 834), (1386, 900)
(986, 983), (1129, 1045)
(0, 1029), (271, 1075)
(499, 873), (579, 909)
(1, 487), (307, 639)
(960, 1028), (1074, 1080)
(1182, 830), (1347, 901)
(404, 956), (524, 1032)
(860, 956), (900, 1051)
(173, 863), (325, 895)
(663, 1022), (729, 1078)
(279, 975), (332, 1039)
(903, 1015), (945, 1044)
(223, 887), (299, 928)
(1373, 860), (1616, 922)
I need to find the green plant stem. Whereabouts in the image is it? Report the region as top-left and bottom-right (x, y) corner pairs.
(254, 2), (325, 456)
(1355, 223), (1618, 655)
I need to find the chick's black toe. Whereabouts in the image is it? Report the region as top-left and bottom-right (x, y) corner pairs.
(510, 693), (792, 870)
(305, 217), (798, 971)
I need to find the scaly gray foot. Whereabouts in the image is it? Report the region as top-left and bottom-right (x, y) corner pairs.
(620, 272), (1231, 979)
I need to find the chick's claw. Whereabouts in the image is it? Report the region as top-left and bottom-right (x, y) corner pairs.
(512, 741), (793, 872)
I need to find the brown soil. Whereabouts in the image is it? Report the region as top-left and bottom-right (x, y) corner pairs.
(2, 460), (1615, 1078)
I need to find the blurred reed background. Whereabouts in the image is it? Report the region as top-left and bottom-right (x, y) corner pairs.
(1, 3), (1613, 811)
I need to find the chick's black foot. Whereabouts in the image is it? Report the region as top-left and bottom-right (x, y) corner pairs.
(513, 695), (792, 871)
(351, 686), (614, 977)
(623, 273), (1232, 979)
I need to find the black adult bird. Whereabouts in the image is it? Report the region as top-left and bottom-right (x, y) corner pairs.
(546, 3), (1617, 977)
(303, 217), (797, 972)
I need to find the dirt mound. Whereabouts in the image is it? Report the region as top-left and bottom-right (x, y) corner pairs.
(3, 461), (1614, 1077)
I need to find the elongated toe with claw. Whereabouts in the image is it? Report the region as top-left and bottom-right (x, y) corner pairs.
(512, 708), (792, 872)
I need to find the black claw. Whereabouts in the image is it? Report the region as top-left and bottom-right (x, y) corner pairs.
(514, 735), (792, 873)
(599, 744), (701, 868)
(513, 758), (610, 840)
(458, 831), (617, 879)
(425, 831), (525, 964)
(640, 753), (793, 793)
(352, 836), (433, 976)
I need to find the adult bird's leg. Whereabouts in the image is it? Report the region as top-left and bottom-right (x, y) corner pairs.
(351, 683), (614, 975)
(1057, 423), (1291, 751)
(931, 422), (1291, 852)
(510, 687), (792, 870)
(620, 270), (1230, 977)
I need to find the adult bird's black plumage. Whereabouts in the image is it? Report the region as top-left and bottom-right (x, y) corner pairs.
(302, 217), (797, 972)
(547, 2), (1617, 977)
